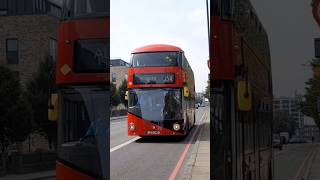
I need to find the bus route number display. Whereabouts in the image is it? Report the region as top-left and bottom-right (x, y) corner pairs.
(133, 73), (175, 84)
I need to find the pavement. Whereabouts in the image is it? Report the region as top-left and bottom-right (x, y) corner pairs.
(190, 112), (210, 180)
(0, 170), (55, 180)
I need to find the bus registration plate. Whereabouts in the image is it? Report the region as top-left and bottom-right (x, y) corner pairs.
(147, 131), (160, 135)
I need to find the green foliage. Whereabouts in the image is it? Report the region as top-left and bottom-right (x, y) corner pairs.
(273, 111), (298, 136)
(195, 95), (202, 104)
(25, 57), (57, 150)
(302, 76), (320, 129)
(118, 79), (127, 106)
(111, 83), (120, 107)
(0, 66), (32, 152)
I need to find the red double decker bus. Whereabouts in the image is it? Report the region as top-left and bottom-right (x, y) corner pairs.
(53, 0), (109, 179)
(127, 44), (195, 137)
(209, 0), (273, 180)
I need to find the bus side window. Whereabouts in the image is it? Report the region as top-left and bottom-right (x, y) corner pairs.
(182, 53), (187, 68)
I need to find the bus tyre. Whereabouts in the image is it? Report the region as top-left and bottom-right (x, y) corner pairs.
(185, 123), (189, 136)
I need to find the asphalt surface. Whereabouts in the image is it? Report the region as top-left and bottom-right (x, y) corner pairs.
(274, 143), (317, 180)
(110, 107), (209, 180)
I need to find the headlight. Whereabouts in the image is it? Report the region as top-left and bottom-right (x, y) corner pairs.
(129, 123), (136, 131)
(173, 123), (180, 131)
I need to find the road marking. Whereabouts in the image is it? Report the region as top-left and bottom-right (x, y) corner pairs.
(293, 147), (315, 180)
(169, 111), (208, 180)
(301, 147), (318, 180)
(110, 136), (141, 153)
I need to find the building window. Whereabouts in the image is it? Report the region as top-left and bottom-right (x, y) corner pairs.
(34, 0), (46, 13)
(112, 73), (116, 82)
(0, 9), (7, 15)
(49, 38), (56, 62)
(6, 39), (19, 64)
(0, 0), (8, 15)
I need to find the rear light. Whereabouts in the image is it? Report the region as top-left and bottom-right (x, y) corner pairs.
(173, 123), (180, 131)
(129, 123), (136, 131)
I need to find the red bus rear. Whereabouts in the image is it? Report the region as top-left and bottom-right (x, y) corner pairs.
(55, 0), (109, 179)
(209, 1), (273, 180)
(127, 44), (195, 137)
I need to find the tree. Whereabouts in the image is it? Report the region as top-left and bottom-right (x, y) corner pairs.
(204, 80), (210, 99)
(110, 83), (120, 107)
(25, 57), (57, 150)
(0, 66), (32, 152)
(118, 79), (127, 106)
(195, 94), (203, 104)
(273, 111), (298, 136)
(302, 61), (320, 130)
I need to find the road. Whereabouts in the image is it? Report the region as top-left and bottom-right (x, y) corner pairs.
(274, 143), (318, 180)
(110, 107), (209, 180)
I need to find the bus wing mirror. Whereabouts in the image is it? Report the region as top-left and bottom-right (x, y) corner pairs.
(183, 86), (190, 97)
(125, 91), (128, 100)
(48, 93), (59, 121)
(237, 81), (252, 111)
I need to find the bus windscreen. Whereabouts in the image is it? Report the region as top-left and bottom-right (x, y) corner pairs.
(58, 85), (108, 179)
(74, 39), (108, 73)
(128, 89), (182, 121)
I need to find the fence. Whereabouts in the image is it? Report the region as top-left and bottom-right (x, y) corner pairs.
(5, 151), (56, 175)
(0, 153), (6, 176)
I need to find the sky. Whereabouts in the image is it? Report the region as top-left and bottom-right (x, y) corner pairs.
(250, 0), (320, 97)
(110, 0), (209, 93)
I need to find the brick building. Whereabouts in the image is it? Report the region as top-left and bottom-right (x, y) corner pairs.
(0, 0), (62, 152)
(110, 59), (130, 88)
(0, 0), (61, 85)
